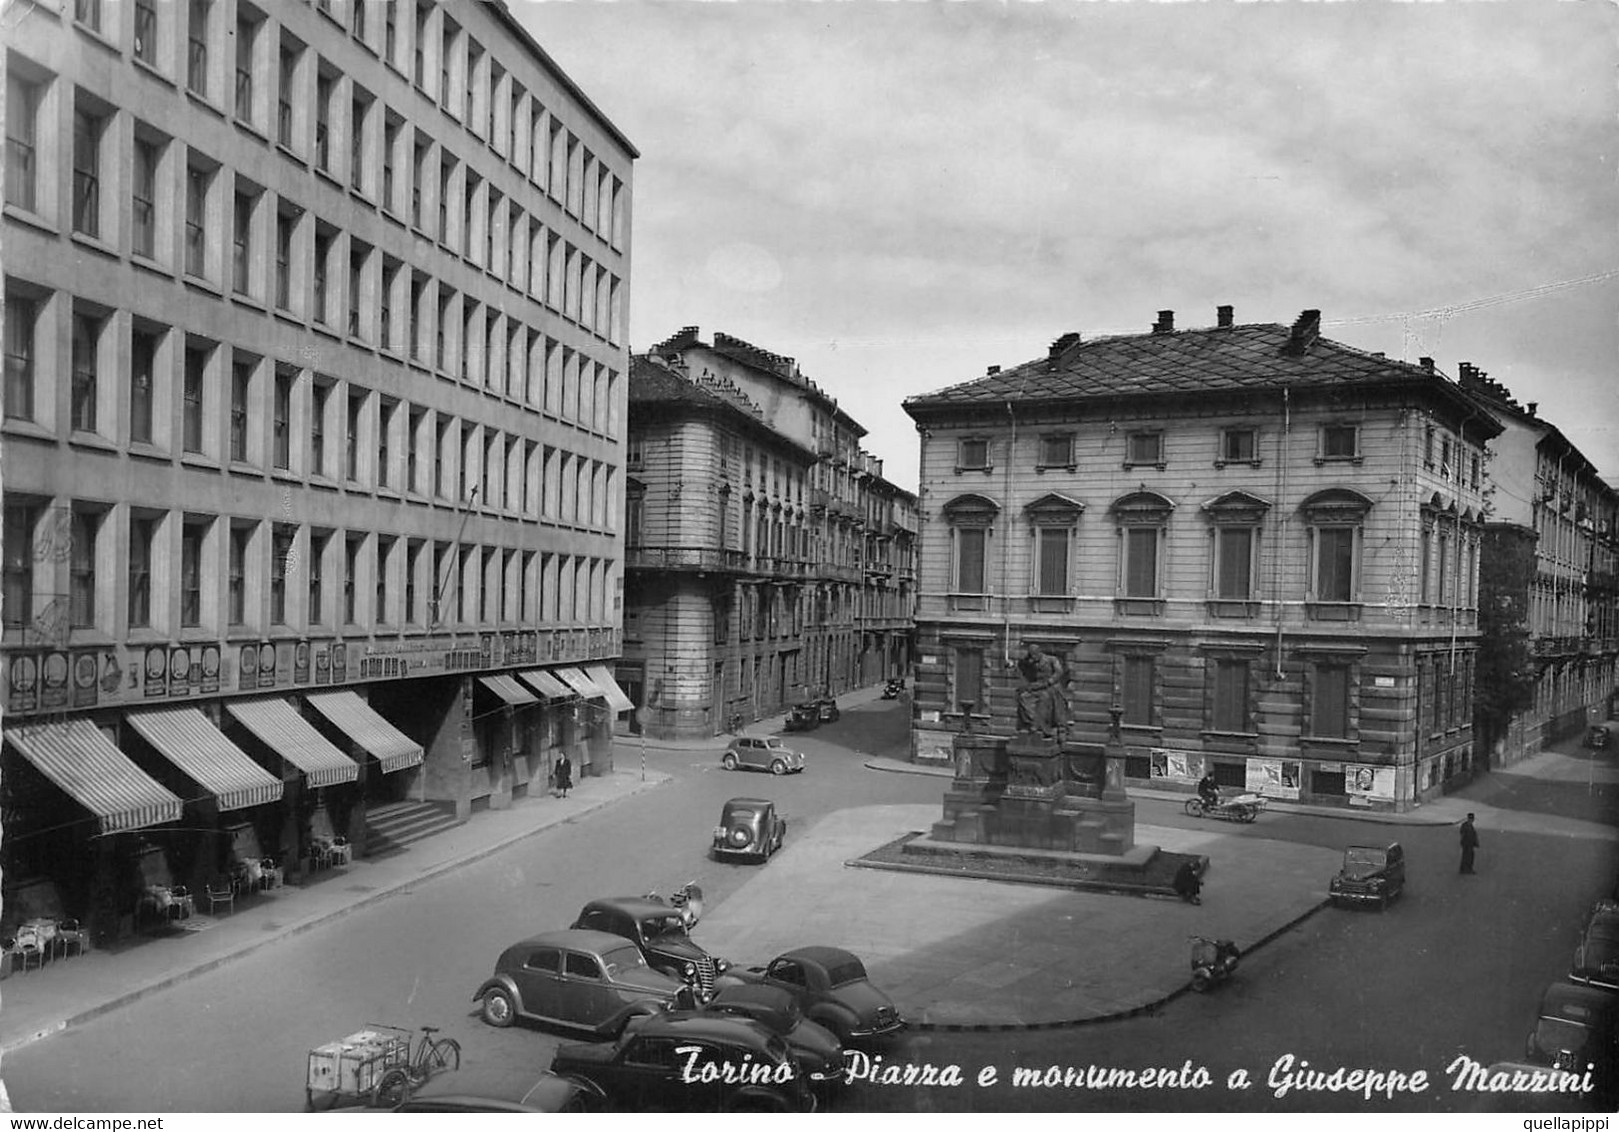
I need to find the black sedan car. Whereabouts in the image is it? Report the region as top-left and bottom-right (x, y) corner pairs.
(1571, 900), (1619, 991)
(472, 928), (685, 1036)
(720, 945), (904, 1045)
(692, 983), (844, 1084)
(387, 1068), (586, 1112)
(551, 1013), (816, 1112)
(712, 797), (786, 862)
(572, 893), (730, 999)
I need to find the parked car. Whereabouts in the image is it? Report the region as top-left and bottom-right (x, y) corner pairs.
(1588, 722), (1615, 750)
(691, 983), (845, 1086)
(1570, 900), (1619, 991)
(815, 697), (841, 723)
(722, 736), (806, 776)
(551, 1013), (816, 1112)
(572, 891), (730, 1000)
(784, 703), (820, 732)
(720, 945), (904, 1044)
(713, 797), (787, 862)
(1328, 842), (1406, 910)
(1525, 981), (1617, 1091)
(385, 1067), (587, 1112)
(472, 929), (685, 1037)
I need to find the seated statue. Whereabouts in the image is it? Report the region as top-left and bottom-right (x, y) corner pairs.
(1015, 642), (1069, 739)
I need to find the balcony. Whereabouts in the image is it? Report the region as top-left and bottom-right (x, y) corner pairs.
(624, 546), (758, 575)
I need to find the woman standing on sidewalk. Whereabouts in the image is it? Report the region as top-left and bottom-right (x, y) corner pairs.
(554, 752), (573, 799)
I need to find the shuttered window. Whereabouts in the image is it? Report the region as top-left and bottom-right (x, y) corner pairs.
(956, 527), (986, 592)
(1212, 659), (1249, 732)
(1214, 527), (1253, 599)
(1315, 527), (1356, 601)
(1312, 664), (1350, 738)
(1122, 655), (1153, 726)
(1037, 527), (1068, 595)
(1124, 528), (1158, 597)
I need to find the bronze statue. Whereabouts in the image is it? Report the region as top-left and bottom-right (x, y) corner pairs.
(1015, 642), (1069, 738)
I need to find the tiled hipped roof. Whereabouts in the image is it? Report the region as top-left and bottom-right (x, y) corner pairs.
(904, 316), (1490, 421)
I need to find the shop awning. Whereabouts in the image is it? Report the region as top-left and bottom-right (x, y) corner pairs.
(224, 698), (360, 788)
(478, 674), (538, 706)
(5, 719), (183, 835)
(305, 690), (424, 774)
(554, 667), (602, 699)
(584, 665), (635, 714)
(518, 669), (574, 699)
(126, 707), (285, 811)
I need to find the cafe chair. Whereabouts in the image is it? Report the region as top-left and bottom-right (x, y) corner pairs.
(326, 837), (352, 868)
(11, 932), (44, 973)
(0, 937), (24, 976)
(203, 880), (236, 916)
(259, 856), (285, 890)
(53, 918), (88, 960)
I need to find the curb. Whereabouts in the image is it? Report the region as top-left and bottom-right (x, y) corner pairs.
(0, 773), (672, 1056)
(906, 898), (1331, 1033)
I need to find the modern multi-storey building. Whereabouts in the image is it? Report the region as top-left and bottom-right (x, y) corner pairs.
(2, 0), (634, 942)
(1459, 365), (1619, 764)
(623, 330), (916, 739)
(902, 307), (1502, 812)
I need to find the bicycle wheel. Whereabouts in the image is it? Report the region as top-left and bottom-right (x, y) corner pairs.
(373, 1067), (413, 1108)
(426, 1036), (461, 1074)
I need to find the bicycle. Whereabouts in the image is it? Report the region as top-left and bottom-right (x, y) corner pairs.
(724, 711), (745, 735)
(371, 1024), (461, 1107)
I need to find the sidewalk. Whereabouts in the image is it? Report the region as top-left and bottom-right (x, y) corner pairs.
(0, 769), (669, 1055)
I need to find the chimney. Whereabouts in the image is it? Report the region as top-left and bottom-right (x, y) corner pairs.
(1216, 305), (1234, 329)
(1282, 310), (1322, 356)
(1047, 332), (1082, 366)
(1457, 361), (1476, 387)
(1419, 356), (1434, 373)
(1152, 310), (1175, 335)
(1527, 402), (1538, 417)
(987, 365), (1001, 376)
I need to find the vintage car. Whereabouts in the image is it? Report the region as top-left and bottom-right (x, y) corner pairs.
(1525, 981), (1617, 1089)
(386, 1067), (587, 1113)
(784, 703), (820, 732)
(1570, 900), (1619, 991)
(722, 736), (806, 776)
(713, 797), (787, 862)
(814, 696), (841, 724)
(690, 983), (844, 1085)
(1588, 721), (1616, 750)
(472, 929), (685, 1037)
(1328, 842), (1406, 909)
(719, 945), (904, 1045)
(551, 1013), (816, 1112)
(571, 891), (730, 1000)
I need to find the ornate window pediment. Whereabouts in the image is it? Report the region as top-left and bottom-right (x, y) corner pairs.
(942, 492), (1000, 527)
(1200, 490), (1271, 525)
(1300, 488), (1374, 523)
(1024, 492), (1085, 524)
(1110, 490), (1175, 524)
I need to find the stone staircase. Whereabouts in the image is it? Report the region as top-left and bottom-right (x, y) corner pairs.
(363, 800), (462, 857)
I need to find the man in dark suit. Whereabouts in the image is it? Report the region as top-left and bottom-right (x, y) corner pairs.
(1459, 813), (1480, 874)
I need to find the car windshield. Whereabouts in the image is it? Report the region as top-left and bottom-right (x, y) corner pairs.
(1341, 847), (1387, 876)
(1585, 918), (1619, 942)
(726, 808), (758, 823)
(762, 739), (786, 750)
(1536, 1018), (1590, 1053)
(825, 958), (868, 986)
(600, 945), (647, 978)
(641, 914), (686, 939)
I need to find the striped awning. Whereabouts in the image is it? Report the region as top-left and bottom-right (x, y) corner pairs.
(224, 698), (360, 788)
(305, 690), (424, 774)
(554, 667), (603, 699)
(478, 674), (538, 706)
(5, 719), (183, 835)
(584, 665), (635, 714)
(518, 669), (574, 699)
(126, 707), (284, 811)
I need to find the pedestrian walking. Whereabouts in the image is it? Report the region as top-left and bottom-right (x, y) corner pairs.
(554, 752), (573, 799)
(1459, 812), (1479, 874)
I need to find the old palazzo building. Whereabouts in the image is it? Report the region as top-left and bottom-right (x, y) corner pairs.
(623, 330), (917, 740)
(903, 307), (1503, 812)
(2, 0), (634, 943)
(1458, 365), (1619, 764)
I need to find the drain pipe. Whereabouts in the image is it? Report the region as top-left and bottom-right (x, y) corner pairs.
(1003, 398), (1018, 670)
(1273, 388), (1291, 679)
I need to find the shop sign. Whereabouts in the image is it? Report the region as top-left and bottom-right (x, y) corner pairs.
(72, 651), (98, 708)
(331, 642), (348, 683)
(258, 642), (278, 687)
(314, 644), (331, 685)
(144, 646), (168, 697)
(479, 633), (494, 666)
(1149, 748), (1204, 782)
(100, 650), (123, 695)
(40, 650), (70, 709)
(239, 644), (260, 691)
(7, 654), (39, 713)
(200, 645), (221, 693)
(293, 641), (310, 684)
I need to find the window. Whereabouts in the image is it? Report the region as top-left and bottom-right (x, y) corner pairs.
(351, 0), (366, 40)
(135, 0), (158, 65)
(228, 524), (249, 624)
(187, 0), (210, 97)
(270, 526), (292, 624)
(956, 528), (986, 593)
(75, 0), (102, 34)
(230, 359), (251, 462)
(1125, 431), (1163, 466)
(185, 164), (209, 277)
(1210, 658), (1250, 733)
(70, 310), (100, 433)
(313, 228), (333, 325)
(1124, 528), (1158, 596)
(343, 534), (360, 623)
(350, 93), (369, 192)
(234, 15), (255, 121)
(1039, 434), (1073, 468)
(1122, 654), (1154, 726)
(1220, 428), (1256, 463)
(183, 344), (207, 453)
(308, 530), (328, 622)
(133, 136), (158, 258)
(1035, 527), (1068, 596)
(377, 400), (394, 488)
(405, 541), (421, 623)
(958, 438), (990, 471)
(315, 70), (334, 172)
(375, 536), (392, 622)
(1470, 453), (1480, 490)
(311, 381), (330, 476)
(1320, 423), (1359, 461)
(180, 520), (205, 626)
(73, 106), (103, 238)
(1439, 436), (1452, 478)
(130, 327), (157, 444)
(5, 73), (39, 212)
(1419, 524), (1432, 604)
(129, 515), (155, 628)
(348, 244), (366, 338)
(1423, 425), (1435, 469)
(382, 115), (400, 210)
(232, 191), (254, 294)
(1315, 527), (1356, 602)
(69, 508), (101, 627)
(1212, 527), (1255, 600)
(275, 210), (293, 310)
(1311, 663), (1351, 739)
(4, 292), (37, 422)
(272, 371), (291, 469)
(277, 43), (296, 147)
(414, 0), (429, 86)
(1302, 489), (1372, 609)
(383, 2), (397, 62)
(951, 646), (984, 715)
(3, 502), (39, 628)
(346, 390), (363, 480)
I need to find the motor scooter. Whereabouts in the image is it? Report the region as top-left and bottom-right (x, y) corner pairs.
(1189, 934), (1240, 992)
(881, 678), (905, 700)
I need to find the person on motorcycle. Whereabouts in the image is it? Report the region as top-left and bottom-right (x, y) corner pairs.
(1197, 772), (1220, 809)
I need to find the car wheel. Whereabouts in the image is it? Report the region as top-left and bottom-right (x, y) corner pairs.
(722, 753), (738, 771)
(481, 987), (516, 1028)
(770, 760), (786, 775)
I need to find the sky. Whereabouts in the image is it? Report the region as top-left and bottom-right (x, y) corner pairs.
(512, 0), (1619, 495)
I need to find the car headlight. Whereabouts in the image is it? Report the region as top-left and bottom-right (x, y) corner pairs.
(683, 962), (696, 977)
(716, 957), (731, 972)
